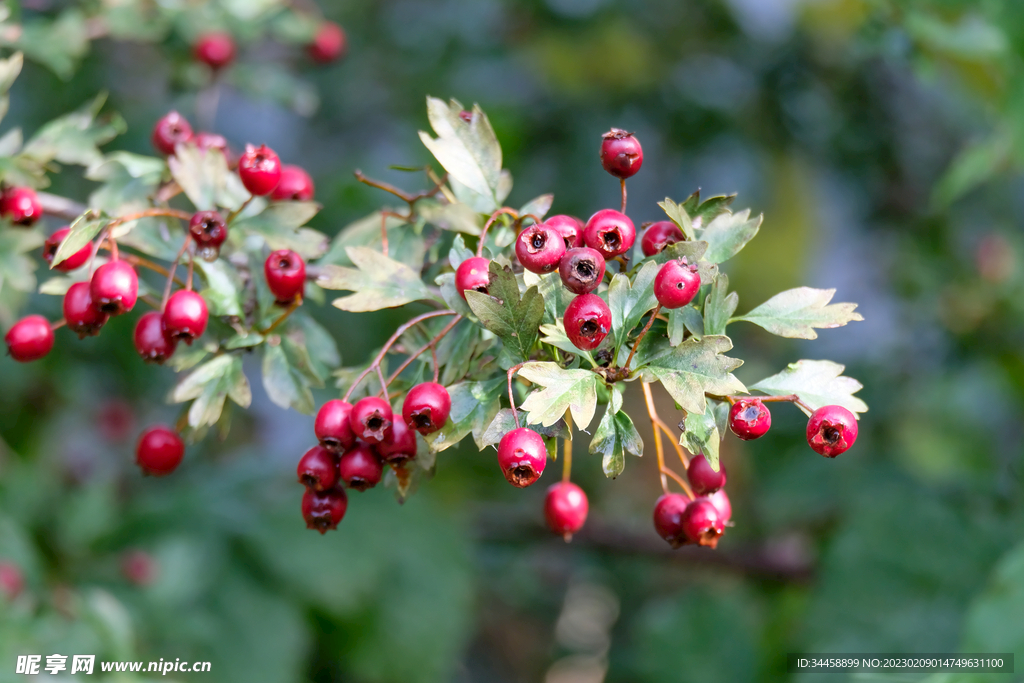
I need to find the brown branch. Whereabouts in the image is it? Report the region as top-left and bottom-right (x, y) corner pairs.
(354, 169), (445, 208)
(37, 192), (87, 222)
(507, 362), (526, 429)
(622, 303), (661, 374)
(381, 315), (462, 389)
(477, 207), (519, 258)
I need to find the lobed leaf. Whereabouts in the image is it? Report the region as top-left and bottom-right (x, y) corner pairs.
(50, 212), (105, 268)
(262, 342), (316, 414)
(699, 208), (762, 264)
(518, 361), (599, 430)
(681, 407), (724, 472)
(703, 274), (738, 336)
(465, 262), (543, 366)
(589, 386), (643, 479)
(480, 408), (570, 449)
(681, 189), (737, 227)
(171, 355), (251, 428)
(750, 359), (867, 416)
(609, 260), (659, 351)
(638, 335), (745, 415)
(734, 287), (863, 340)
(425, 379), (503, 452)
(318, 246), (439, 312)
(658, 197), (695, 240)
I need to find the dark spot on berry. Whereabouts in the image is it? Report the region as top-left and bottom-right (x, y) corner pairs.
(473, 285), (488, 294)
(299, 473), (319, 488)
(509, 465), (535, 487)
(97, 300), (120, 314)
(348, 477), (371, 492)
(575, 260), (594, 278)
(530, 232), (546, 250)
(823, 425), (842, 444)
(366, 415), (383, 431)
(410, 409), (433, 431)
(740, 405), (761, 421)
(602, 231), (621, 250)
(321, 436), (342, 451)
(580, 320), (599, 337)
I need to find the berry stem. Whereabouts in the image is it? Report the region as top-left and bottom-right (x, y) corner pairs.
(642, 382), (695, 499)
(376, 365), (390, 402)
(186, 250), (195, 290)
(709, 392), (811, 412)
(431, 344), (440, 383)
(114, 208), (192, 225)
(353, 169), (447, 210)
(121, 255), (185, 287)
(476, 207), (519, 258)
(507, 362), (525, 429)
(620, 178), (627, 213)
(380, 210), (410, 258)
(562, 411), (573, 483)
(621, 304), (661, 374)
(226, 196), (253, 225)
(259, 297), (302, 335)
(50, 318), (66, 331)
(655, 418), (690, 469)
(381, 315), (462, 389)
(162, 235), (193, 307)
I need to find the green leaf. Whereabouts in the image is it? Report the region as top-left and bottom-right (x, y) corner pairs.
(657, 197), (695, 240)
(638, 335), (745, 415)
(642, 240), (718, 285)
(681, 189), (737, 227)
(195, 259), (244, 317)
(448, 234), (476, 270)
(464, 262), (544, 366)
(435, 272), (474, 318)
(262, 341), (316, 414)
(681, 408), (722, 472)
(670, 306), (703, 345)
(525, 270), (574, 326)
(750, 359), (867, 416)
(480, 408), (569, 449)
(589, 386), (643, 478)
(425, 379), (502, 452)
(417, 200), (481, 235)
(0, 227), (45, 294)
(22, 93), (125, 168)
(50, 212), (104, 268)
(233, 201), (327, 259)
(538, 321), (595, 366)
(11, 11), (90, 80)
(699, 208), (762, 264)
(703, 274), (738, 336)
(318, 246), (438, 312)
(518, 361), (599, 430)
(609, 260), (659, 350)
(292, 313), (341, 381)
(86, 152), (165, 214)
(171, 355), (251, 428)
(518, 194), (554, 220)
(168, 144), (231, 211)
(734, 287), (863, 340)
(0, 52), (23, 97)
(931, 132), (1010, 209)
(321, 211), (426, 271)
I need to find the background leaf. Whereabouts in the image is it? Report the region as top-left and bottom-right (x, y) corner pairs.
(734, 287), (863, 339)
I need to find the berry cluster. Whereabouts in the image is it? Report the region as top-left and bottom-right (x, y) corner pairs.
(190, 21), (347, 73)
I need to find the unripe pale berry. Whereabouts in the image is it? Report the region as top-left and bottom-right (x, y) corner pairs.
(563, 293), (611, 351)
(302, 487), (348, 534)
(653, 493), (690, 549)
(806, 405), (859, 457)
(297, 445), (338, 492)
(90, 260), (138, 315)
(264, 249), (305, 305)
(151, 111), (193, 156)
(641, 221), (685, 257)
(583, 209), (635, 259)
(5, 315), (54, 362)
(686, 454), (726, 496)
(238, 144), (282, 196)
(44, 227), (92, 272)
(515, 223), (566, 274)
(681, 497), (725, 548)
(653, 258), (700, 309)
(544, 482), (589, 540)
(559, 247), (606, 295)
(315, 399), (355, 452)
(349, 396), (393, 444)
(162, 290), (208, 344)
(193, 32), (236, 70)
(133, 311), (177, 364)
(271, 164), (315, 201)
(455, 257), (491, 299)
(63, 281), (107, 339)
(376, 419), (418, 465)
(135, 425), (184, 476)
(600, 128), (643, 179)
(729, 398), (771, 440)
(0, 187), (42, 226)
(497, 428), (547, 488)
(546, 215), (585, 250)
(403, 382), (452, 434)
(308, 22), (347, 63)
(338, 444), (383, 491)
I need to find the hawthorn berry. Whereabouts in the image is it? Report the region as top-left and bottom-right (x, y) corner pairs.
(308, 22), (347, 63)
(402, 382), (451, 435)
(314, 399), (355, 452)
(515, 223), (566, 274)
(63, 282), (107, 338)
(455, 256), (491, 299)
(4, 315), (54, 363)
(0, 187), (42, 226)
(151, 111), (193, 156)
(497, 428), (547, 488)
(297, 445), (339, 492)
(564, 293), (611, 351)
(188, 210), (228, 255)
(271, 164), (315, 201)
(641, 221), (685, 257)
(559, 247), (606, 294)
(600, 128), (643, 179)
(654, 258), (700, 309)
(376, 419), (418, 465)
(583, 209), (635, 259)
(681, 497), (725, 548)
(349, 396), (393, 444)
(264, 249), (305, 305)
(162, 290), (208, 344)
(0, 562), (23, 601)
(302, 487), (348, 533)
(238, 144), (282, 196)
(338, 444), (384, 491)
(653, 493), (690, 548)
(195, 132), (229, 154)
(705, 489), (732, 523)
(135, 425), (184, 476)
(133, 311), (177, 364)
(193, 32), (236, 70)
(806, 405), (859, 457)
(121, 550), (158, 586)
(729, 398), (771, 440)
(43, 227), (92, 272)
(687, 454), (726, 496)
(544, 482), (589, 540)
(90, 260), (138, 315)
(546, 215), (585, 250)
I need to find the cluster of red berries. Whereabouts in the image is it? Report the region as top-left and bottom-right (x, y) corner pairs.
(191, 21), (347, 72)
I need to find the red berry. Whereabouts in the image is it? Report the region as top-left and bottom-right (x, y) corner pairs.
(641, 221), (685, 257)
(5, 315), (54, 362)
(349, 396), (393, 444)
(454, 257), (491, 299)
(544, 482), (588, 540)
(497, 428), (547, 488)
(376, 419), (417, 465)
(806, 405), (859, 457)
(681, 497), (725, 548)
(297, 445), (338, 492)
(63, 281), (107, 339)
(314, 399), (355, 452)
(308, 21), (347, 63)
(302, 487), (348, 533)
(133, 311), (177, 364)
(705, 489), (732, 523)
(653, 493), (690, 548)
(546, 215), (585, 250)
(600, 128), (643, 179)
(686, 454), (726, 496)
(189, 210), (228, 250)
(264, 249), (305, 305)
(0, 562), (24, 601)
(162, 290), (208, 344)
(653, 258), (700, 309)
(121, 550), (158, 586)
(238, 144), (282, 196)
(193, 32), (236, 70)
(338, 444), (384, 491)
(135, 425), (184, 476)
(151, 111), (193, 156)
(558, 247), (606, 295)
(195, 132), (229, 154)
(515, 223), (566, 274)
(729, 398), (771, 440)
(271, 164), (315, 201)
(90, 260), (138, 315)
(563, 293), (611, 351)
(402, 382), (452, 435)
(583, 209), (635, 259)
(0, 187), (42, 226)
(44, 226), (92, 271)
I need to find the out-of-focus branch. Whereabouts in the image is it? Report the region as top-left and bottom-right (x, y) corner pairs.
(37, 192), (87, 222)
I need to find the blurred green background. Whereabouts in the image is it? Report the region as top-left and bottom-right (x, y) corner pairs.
(2, 0), (1024, 681)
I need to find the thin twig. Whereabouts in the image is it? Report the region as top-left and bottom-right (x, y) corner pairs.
(381, 315), (462, 389)
(563, 411), (573, 483)
(37, 192), (87, 221)
(259, 297), (302, 335)
(643, 382), (694, 499)
(162, 237), (193, 307)
(622, 303), (661, 374)
(477, 207), (519, 258)
(620, 178), (627, 213)
(226, 196), (253, 225)
(507, 362), (526, 429)
(354, 169), (445, 208)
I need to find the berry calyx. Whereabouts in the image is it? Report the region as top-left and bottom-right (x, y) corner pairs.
(302, 487), (348, 533)
(515, 223), (566, 274)
(43, 227), (92, 272)
(600, 128), (643, 179)
(264, 249), (305, 305)
(641, 221), (685, 257)
(135, 425), (185, 476)
(376, 419), (418, 465)
(4, 315), (54, 362)
(133, 311), (177, 364)
(338, 444), (384, 491)
(402, 382), (451, 435)
(558, 247), (606, 294)
(314, 399), (355, 452)
(806, 405), (859, 457)
(653, 258), (700, 309)
(0, 187), (42, 226)
(151, 111), (193, 156)
(705, 489), (732, 523)
(296, 445), (338, 492)
(546, 215), (585, 250)
(63, 281), (107, 339)
(271, 165), (315, 201)
(497, 428), (547, 488)
(349, 396), (393, 444)
(686, 454), (727, 496)
(0, 562), (24, 601)
(188, 210), (228, 253)
(455, 257), (491, 299)
(653, 493), (690, 548)
(681, 498), (725, 548)
(193, 32), (236, 70)
(308, 22), (347, 64)
(162, 290), (209, 344)
(90, 260), (138, 315)
(544, 482), (589, 540)
(583, 209), (635, 259)
(238, 144), (282, 196)
(563, 293), (611, 351)
(195, 132), (229, 154)
(729, 398), (771, 440)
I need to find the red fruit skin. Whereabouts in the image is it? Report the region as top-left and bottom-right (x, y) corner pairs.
(135, 426), (185, 476)
(455, 257), (491, 299)
(338, 444), (384, 491)
(189, 210), (228, 248)
(63, 282), (108, 339)
(162, 290), (208, 344)
(297, 445), (339, 492)
(349, 396), (393, 444)
(271, 165), (315, 201)
(729, 398), (771, 440)
(402, 382), (452, 434)
(654, 258), (700, 309)
(558, 247), (606, 295)
(302, 487), (348, 533)
(133, 311), (177, 364)
(705, 489), (732, 523)
(264, 249), (306, 305)
(44, 227), (92, 271)
(308, 22), (347, 63)
(515, 224), (566, 274)
(497, 428), (547, 488)
(151, 111), (193, 156)
(563, 293), (611, 351)
(315, 399), (355, 452)
(806, 405), (859, 457)
(600, 128), (643, 179)
(376, 419), (418, 465)
(681, 498), (725, 548)
(653, 493), (690, 548)
(546, 215), (585, 250)
(238, 144), (282, 196)
(583, 209), (636, 259)
(0, 187), (42, 226)
(686, 454), (726, 496)
(195, 132), (229, 154)
(121, 550), (158, 586)
(641, 221), (685, 257)
(90, 260), (138, 315)
(5, 315), (54, 362)
(194, 32), (236, 70)
(544, 482), (589, 539)
(0, 562), (24, 601)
